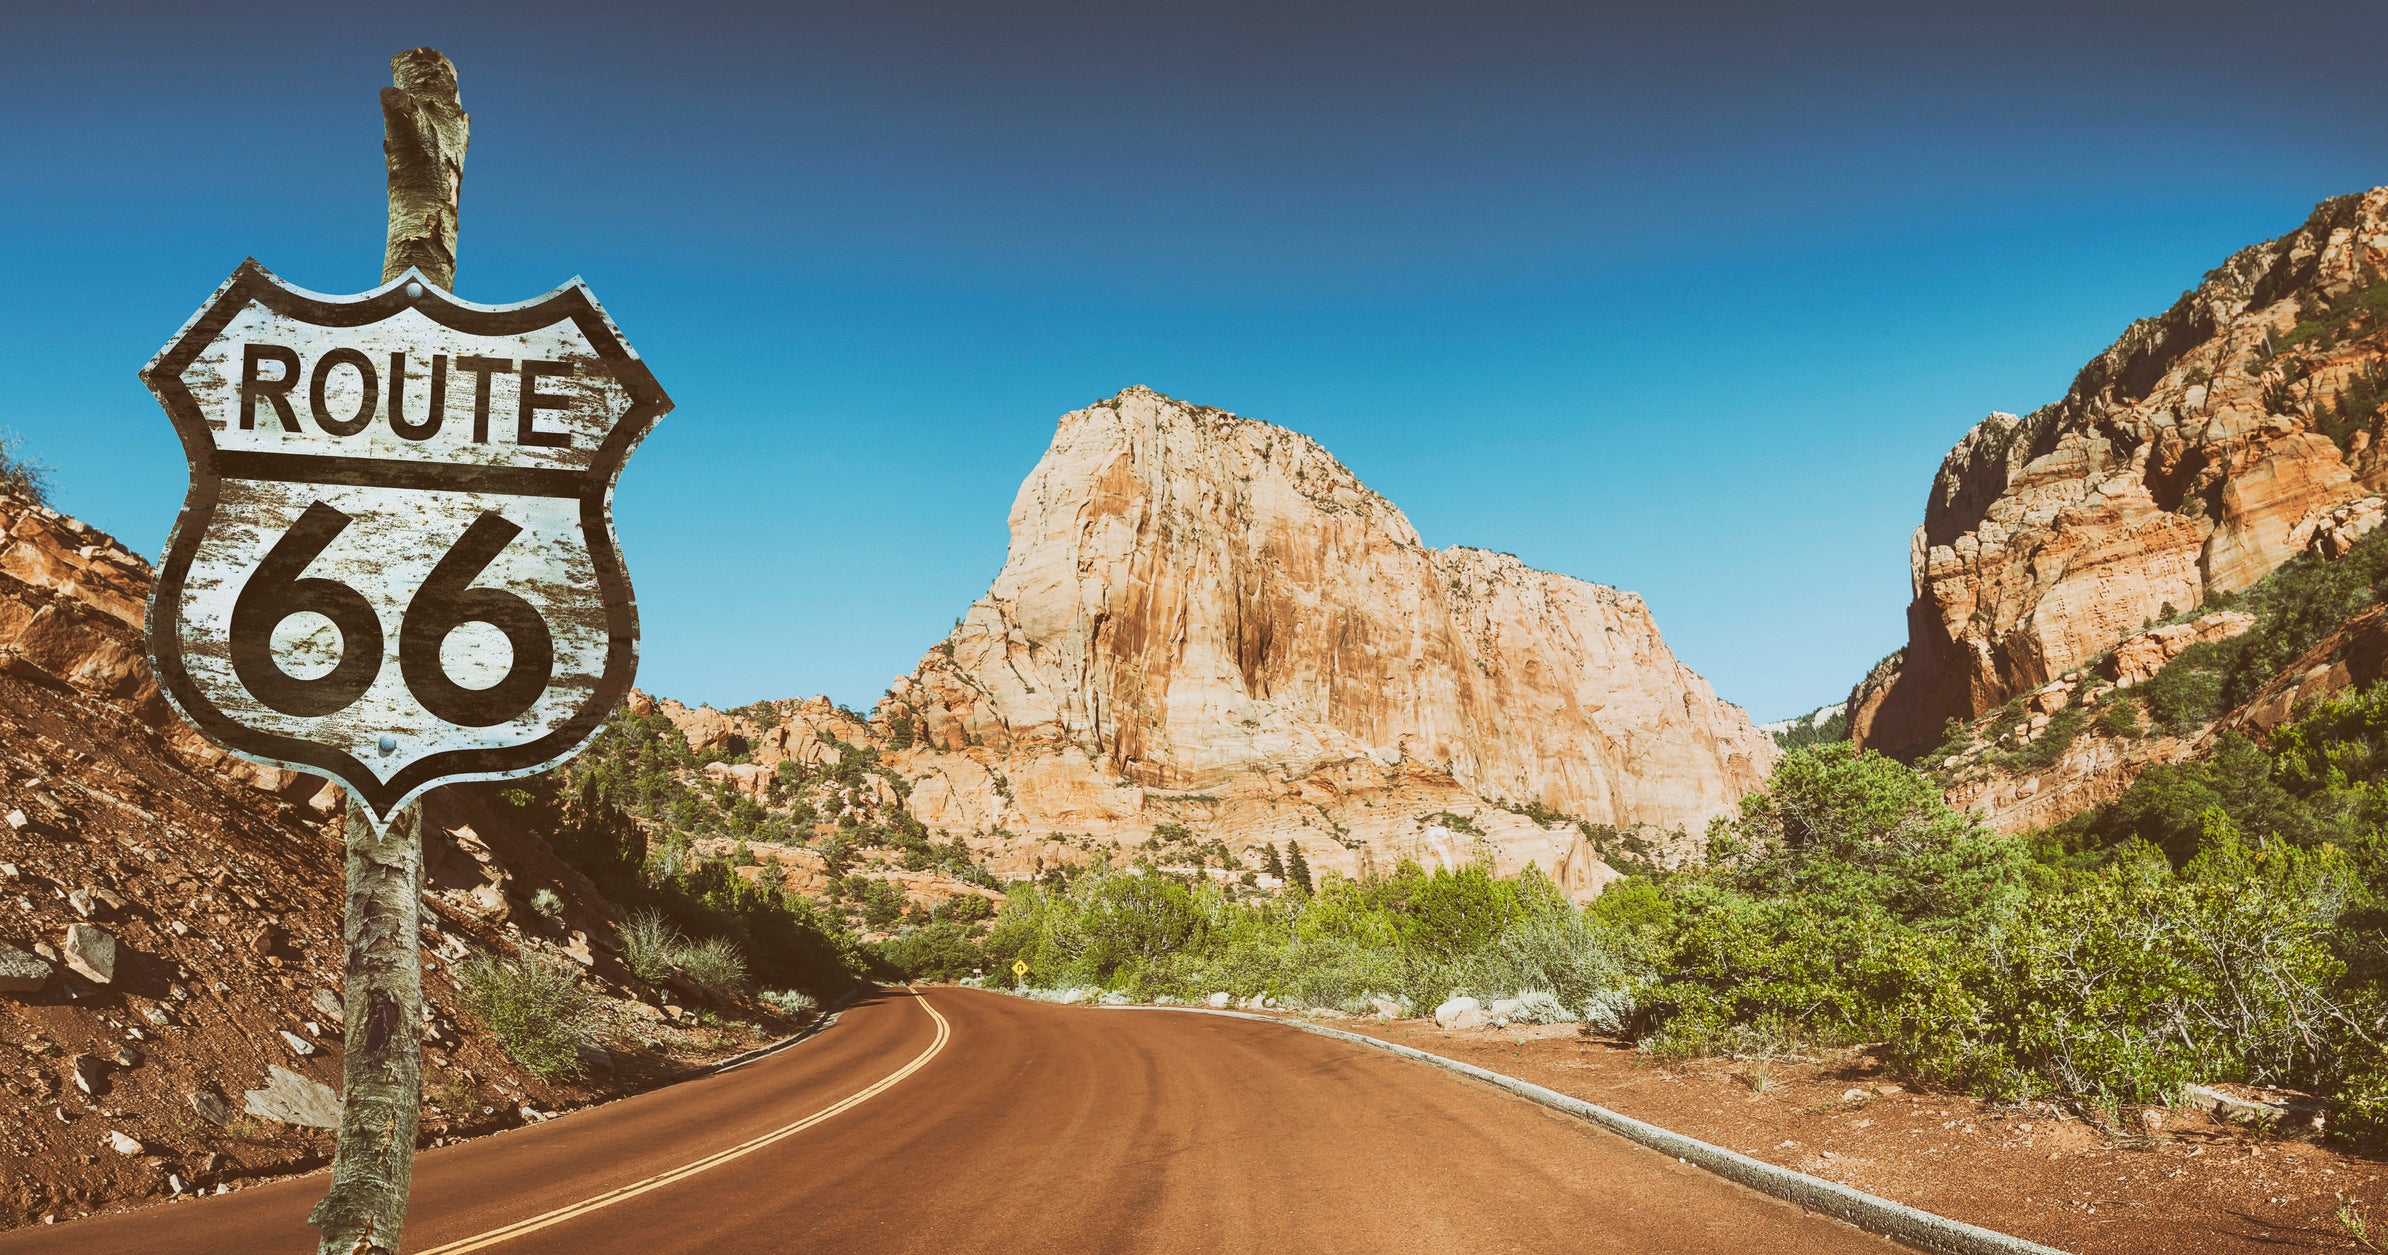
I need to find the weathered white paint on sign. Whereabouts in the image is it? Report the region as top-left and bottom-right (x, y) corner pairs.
(141, 262), (670, 825)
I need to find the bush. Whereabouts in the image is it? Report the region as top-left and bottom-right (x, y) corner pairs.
(619, 908), (682, 987)
(0, 429), (51, 507)
(530, 887), (565, 923)
(1437, 911), (1644, 1015)
(759, 988), (820, 1019)
(457, 951), (596, 1081)
(2137, 525), (2388, 736)
(1886, 828), (2364, 1106)
(674, 936), (749, 1000)
(1506, 990), (1575, 1024)
(2096, 696), (2143, 739)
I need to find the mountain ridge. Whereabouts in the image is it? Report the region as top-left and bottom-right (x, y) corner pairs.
(1853, 187), (2388, 757)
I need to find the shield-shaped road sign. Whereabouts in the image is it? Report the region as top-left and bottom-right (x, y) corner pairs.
(141, 260), (670, 826)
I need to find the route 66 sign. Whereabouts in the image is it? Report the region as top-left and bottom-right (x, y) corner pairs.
(140, 261), (669, 827)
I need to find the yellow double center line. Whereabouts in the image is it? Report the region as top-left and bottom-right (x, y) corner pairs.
(420, 988), (952, 1253)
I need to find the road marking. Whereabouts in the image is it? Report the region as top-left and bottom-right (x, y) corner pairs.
(418, 988), (951, 1254)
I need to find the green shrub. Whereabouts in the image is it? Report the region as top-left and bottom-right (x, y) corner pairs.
(2095, 695), (2143, 739)
(760, 988), (820, 1019)
(2136, 525), (2388, 736)
(457, 951), (596, 1081)
(620, 908), (682, 986)
(674, 936), (749, 1000)
(1506, 990), (1575, 1024)
(1898, 826), (2361, 1106)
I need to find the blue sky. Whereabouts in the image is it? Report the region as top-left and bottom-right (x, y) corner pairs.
(7, 1), (2387, 720)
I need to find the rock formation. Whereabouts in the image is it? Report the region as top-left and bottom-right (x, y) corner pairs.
(677, 388), (1774, 894)
(1854, 188), (2388, 757)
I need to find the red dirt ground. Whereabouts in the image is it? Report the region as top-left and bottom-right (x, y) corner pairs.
(1333, 1016), (2385, 1254)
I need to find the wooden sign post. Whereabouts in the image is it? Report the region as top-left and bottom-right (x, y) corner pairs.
(137, 49), (672, 1255)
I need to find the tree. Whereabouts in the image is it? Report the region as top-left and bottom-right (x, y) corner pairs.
(1261, 843), (1286, 878)
(1710, 741), (2025, 928)
(1284, 842), (1312, 894)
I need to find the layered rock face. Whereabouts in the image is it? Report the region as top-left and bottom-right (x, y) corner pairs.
(844, 388), (1773, 888)
(1854, 189), (2388, 757)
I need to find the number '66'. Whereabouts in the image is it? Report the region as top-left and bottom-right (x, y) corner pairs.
(228, 502), (556, 728)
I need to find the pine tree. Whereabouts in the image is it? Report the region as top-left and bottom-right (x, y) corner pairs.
(1261, 843), (1286, 878)
(1285, 841), (1312, 894)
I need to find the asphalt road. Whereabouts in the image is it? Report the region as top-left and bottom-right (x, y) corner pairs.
(0, 987), (1898, 1253)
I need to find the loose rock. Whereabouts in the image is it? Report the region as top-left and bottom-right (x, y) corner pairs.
(241, 1064), (340, 1128)
(0, 943), (53, 992)
(187, 1091), (231, 1128)
(60, 924), (115, 983)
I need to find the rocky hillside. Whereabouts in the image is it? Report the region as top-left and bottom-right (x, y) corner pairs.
(1853, 188), (2388, 758)
(686, 388), (1772, 895)
(0, 495), (800, 1227)
(1888, 504), (2388, 834)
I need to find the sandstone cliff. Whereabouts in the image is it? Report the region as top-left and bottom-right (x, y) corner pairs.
(1854, 189), (2388, 757)
(690, 388), (1773, 892)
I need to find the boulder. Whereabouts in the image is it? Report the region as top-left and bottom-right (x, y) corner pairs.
(1206, 991), (1231, 1009)
(1488, 997), (1522, 1021)
(1434, 996), (1483, 1030)
(1369, 995), (1405, 1019)
(278, 1030), (315, 1057)
(59, 924), (115, 983)
(106, 1131), (142, 1156)
(242, 1065), (340, 1129)
(0, 943), (52, 993)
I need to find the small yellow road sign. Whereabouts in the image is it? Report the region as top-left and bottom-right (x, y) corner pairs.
(1011, 959), (1028, 983)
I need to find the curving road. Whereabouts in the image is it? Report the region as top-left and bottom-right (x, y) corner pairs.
(0, 987), (1894, 1253)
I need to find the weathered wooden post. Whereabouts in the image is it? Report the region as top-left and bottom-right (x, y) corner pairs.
(139, 44), (668, 1255)
(379, 48), (469, 289)
(302, 50), (468, 1255)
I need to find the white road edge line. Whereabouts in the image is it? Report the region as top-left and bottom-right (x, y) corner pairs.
(1101, 1004), (2071, 1255)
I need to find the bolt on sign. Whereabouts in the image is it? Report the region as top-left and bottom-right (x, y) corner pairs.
(141, 260), (670, 825)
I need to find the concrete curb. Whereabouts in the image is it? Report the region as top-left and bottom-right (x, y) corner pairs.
(702, 982), (866, 1077)
(1113, 1005), (2070, 1255)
